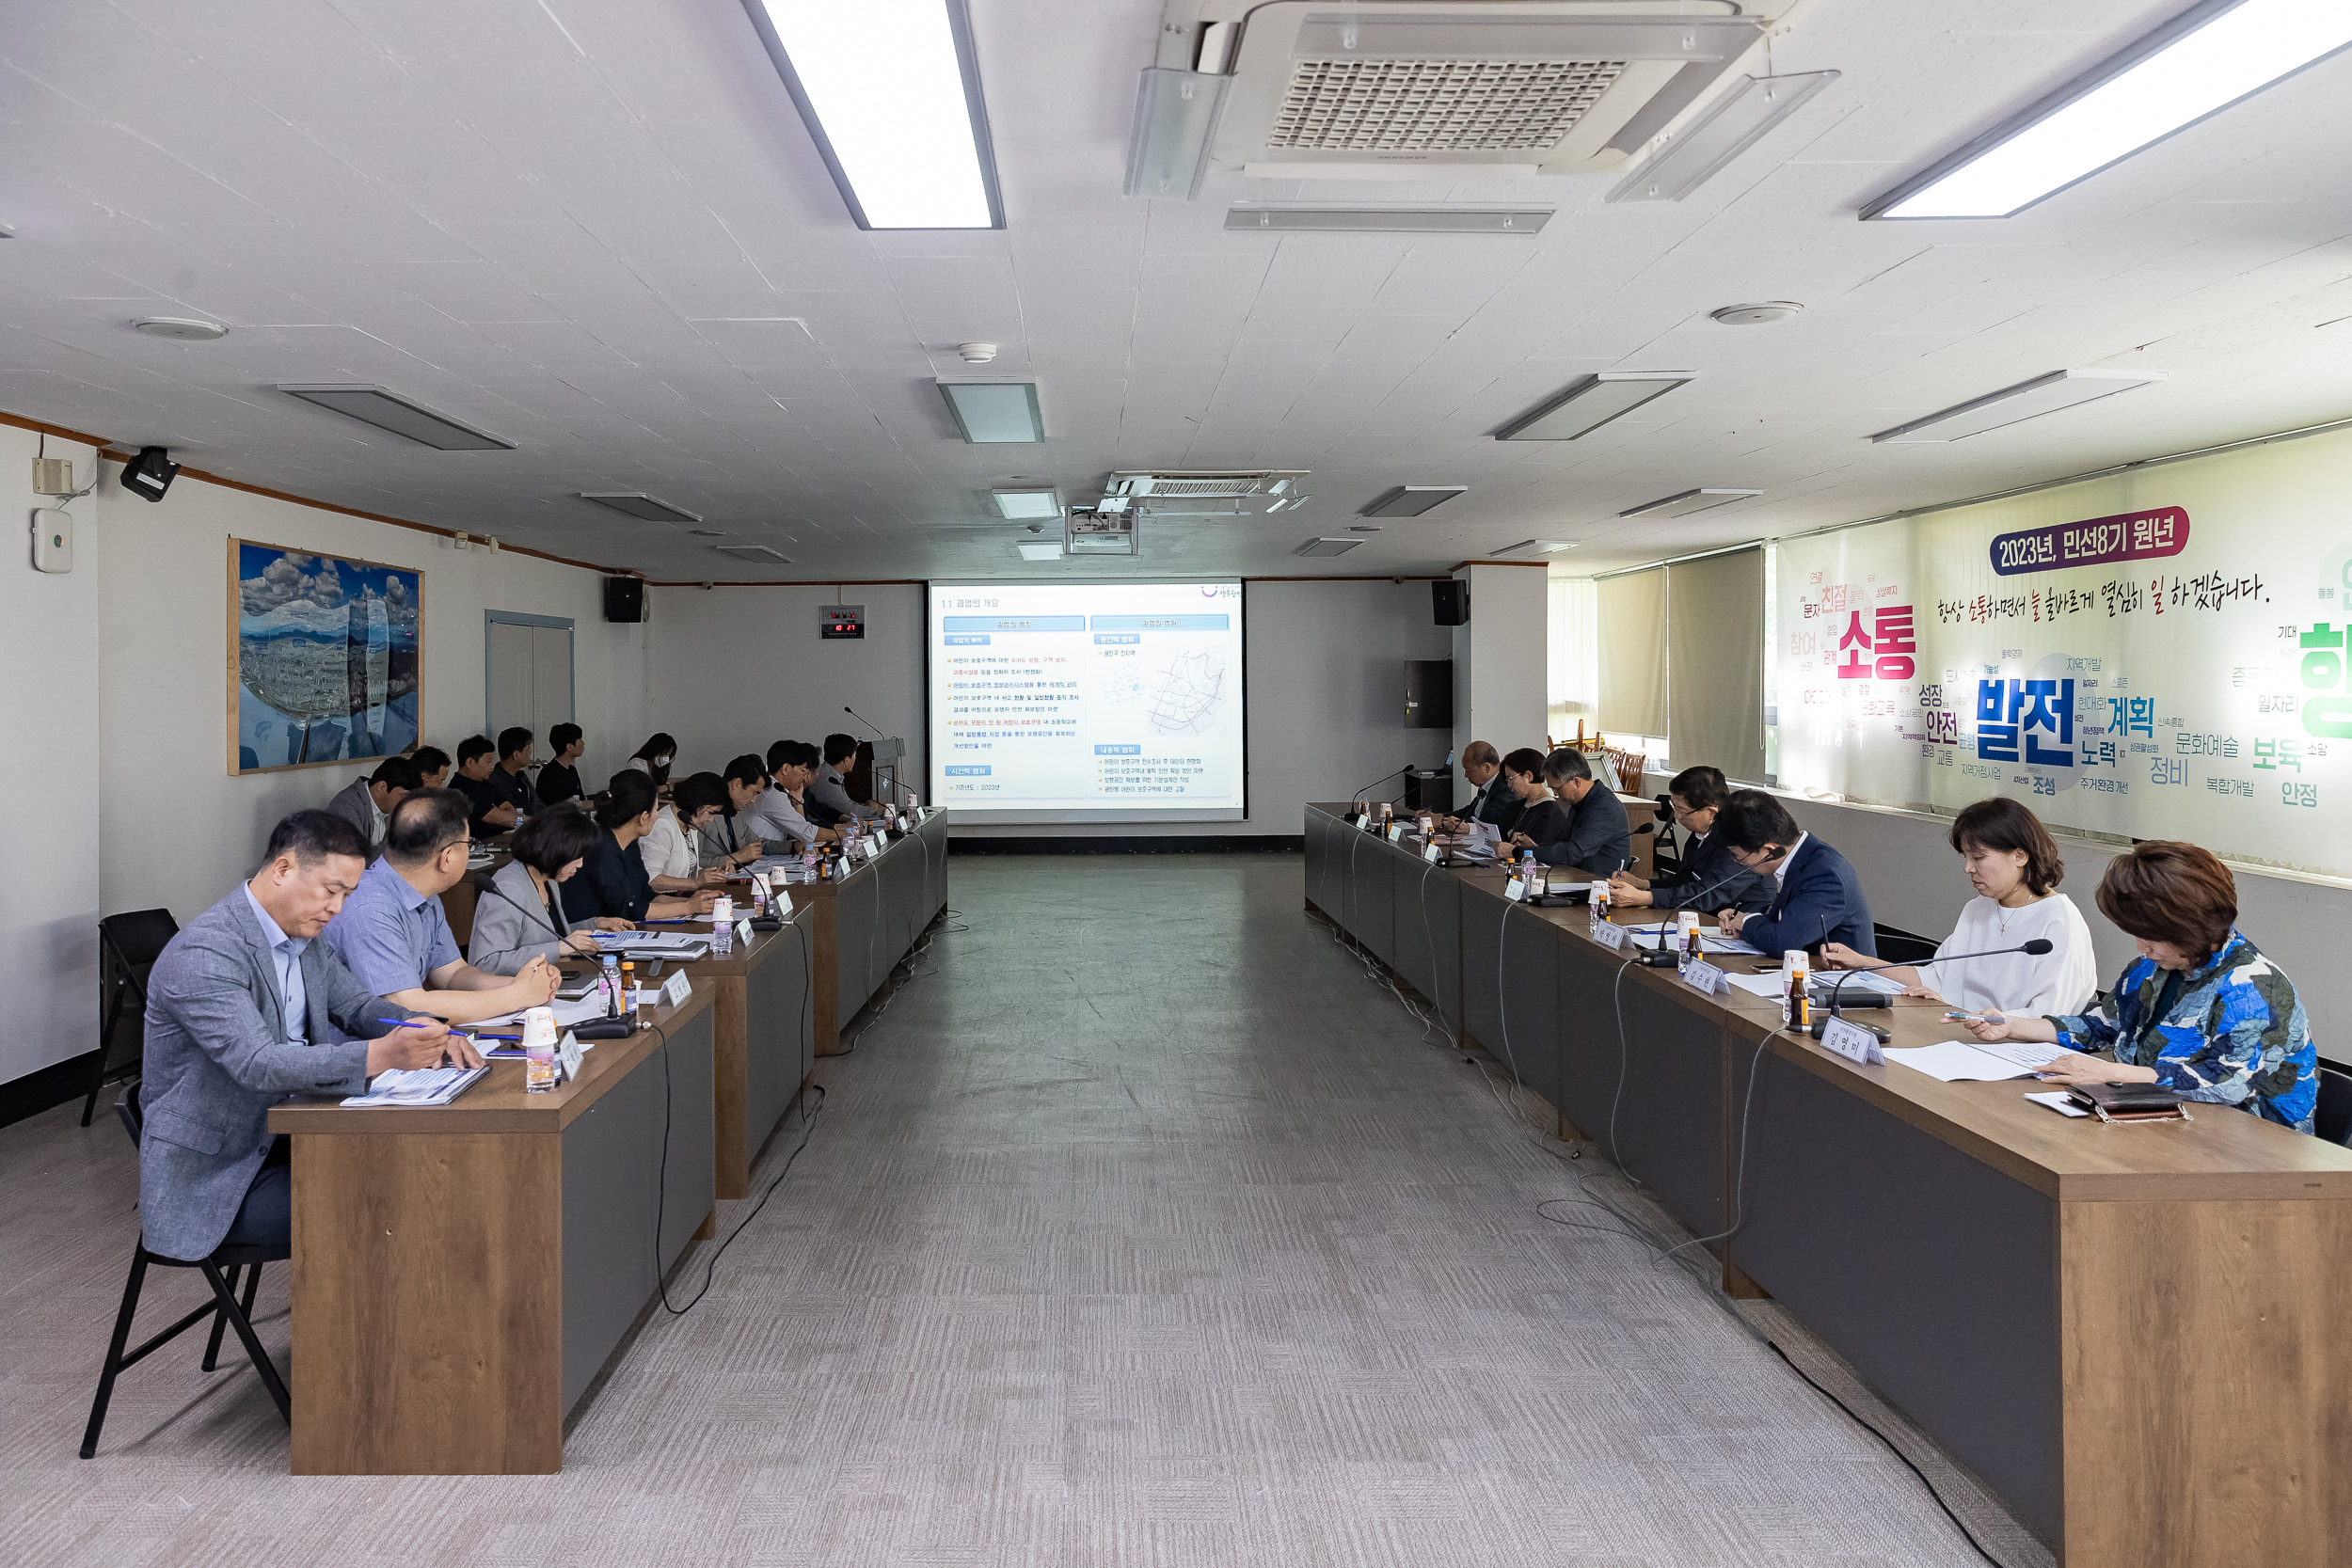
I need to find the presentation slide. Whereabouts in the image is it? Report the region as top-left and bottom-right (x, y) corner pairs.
(928, 580), (1247, 823)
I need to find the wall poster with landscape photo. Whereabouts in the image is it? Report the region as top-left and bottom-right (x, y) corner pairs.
(229, 539), (422, 773)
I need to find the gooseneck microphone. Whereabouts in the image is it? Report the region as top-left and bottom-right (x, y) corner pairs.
(843, 705), (888, 738)
(1344, 765), (1409, 813)
(1816, 939), (2055, 1039)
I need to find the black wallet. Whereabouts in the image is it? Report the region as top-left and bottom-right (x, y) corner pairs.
(2068, 1082), (2188, 1121)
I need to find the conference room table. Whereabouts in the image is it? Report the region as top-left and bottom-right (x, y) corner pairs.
(1304, 803), (2352, 1568)
(791, 807), (951, 1053)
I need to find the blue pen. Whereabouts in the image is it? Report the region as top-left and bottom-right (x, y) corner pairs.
(375, 1018), (448, 1030)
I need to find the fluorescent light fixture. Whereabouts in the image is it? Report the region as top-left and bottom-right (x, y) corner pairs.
(278, 384), (514, 451)
(715, 544), (794, 562)
(1619, 488), (1762, 518)
(1491, 539), (1580, 555)
(1868, 369), (2165, 443)
(989, 485), (1061, 520)
(579, 492), (704, 524)
(939, 381), (1044, 443)
(1866, 0), (2352, 220)
(1294, 536), (1363, 557)
(1608, 71), (1840, 203)
(739, 0), (1003, 230)
(1015, 541), (1064, 562)
(1126, 69), (1232, 199)
(1496, 373), (1694, 441)
(1065, 511), (1137, 556)
(1362, 485), (1467, 518)
(1225, 205), (1553, 234)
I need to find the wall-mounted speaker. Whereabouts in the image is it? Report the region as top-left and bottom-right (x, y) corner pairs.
(1432, 579), (1470, 626)
(602, 577), (645, 623)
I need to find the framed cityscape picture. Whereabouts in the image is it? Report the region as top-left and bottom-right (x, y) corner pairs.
(229, 538), (423, 773)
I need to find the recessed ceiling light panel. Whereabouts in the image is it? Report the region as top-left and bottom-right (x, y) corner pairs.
(278, 384), (514, 451)
(989, 485), (1061, 519)
(133, 316), (229, 341)
(1015, 541), (1065, 562)
(1865, 0), (2352, 220)
(1868, 370), (2165, 443)
(939, 381), (1044, 443)
(1361, 485), (1467, 518)
(715, 544), (795, 562)
(1491, 539), (1581, 555)
(1496, 373), (1694, 441)
(1294, 537), (1363, 557)
(740, 0), (1003, 230)
(1619, 488), (1762, 518)
(580, 491), (704, 524)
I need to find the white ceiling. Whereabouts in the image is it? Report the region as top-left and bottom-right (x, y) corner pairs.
(3, 0), (2351, 580)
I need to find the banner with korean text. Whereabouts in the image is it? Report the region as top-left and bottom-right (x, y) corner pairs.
(1774, 425), (2352, 879)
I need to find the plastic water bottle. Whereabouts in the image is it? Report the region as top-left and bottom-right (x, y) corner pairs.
(711, 896), (734, 956)
(1587, 879), (1610, 934)
(599, 955), (621, 1019)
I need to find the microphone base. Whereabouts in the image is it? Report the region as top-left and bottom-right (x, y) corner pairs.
(1809, 990), (1890, 1009)
(1808, 1015), (1892, 1042)
(1635, 948), (1681, 969)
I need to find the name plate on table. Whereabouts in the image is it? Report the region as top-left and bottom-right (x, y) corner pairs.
(1504, 876), (1526, 902)
(1386, 823), (1404, 843)
(1423, 842), (1442, 864)
(557, 1029), (584, 1084)
(736, 916), (754, 946)
(1820, 1015), (1886, 1067)
(1594, 919), (1631, 954)
(773, 888), (793, 915)
(1681, 958), (1727, 995)
(660, 970), (692, 1008)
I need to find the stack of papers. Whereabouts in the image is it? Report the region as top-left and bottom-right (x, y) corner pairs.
(1883, 1038), (2062, 1083)
(1814, 970), (1905, 997)
(342, 1064), (488, 1107)
(469, 996), (616, 1031)
(1723, 972), (1788, 1000)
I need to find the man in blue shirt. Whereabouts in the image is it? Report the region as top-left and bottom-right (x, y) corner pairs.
(319, 788), (559, 1036)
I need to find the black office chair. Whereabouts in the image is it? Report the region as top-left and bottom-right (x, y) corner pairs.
(2316, 1066), (2352, 1148)
(81, 910), (180, 1126)
(80, 1082), (291, 1459)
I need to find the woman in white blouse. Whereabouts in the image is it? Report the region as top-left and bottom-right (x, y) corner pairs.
(637, 771), (729, 894)
(1820, 796), (2099, 1017)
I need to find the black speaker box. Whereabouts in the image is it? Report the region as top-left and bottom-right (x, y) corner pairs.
(603, 577), (645, 623)
(1432, 579), (1470, 626)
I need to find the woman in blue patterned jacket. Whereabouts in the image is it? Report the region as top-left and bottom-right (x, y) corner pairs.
(1963, 840), (2318, 1133)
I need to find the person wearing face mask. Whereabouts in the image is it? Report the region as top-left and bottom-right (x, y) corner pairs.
(626, 733), (678, 790)
(1819, 797), (2097, 1015)
(1961, 840), (2318, 1133)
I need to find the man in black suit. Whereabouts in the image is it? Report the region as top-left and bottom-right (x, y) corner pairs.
(1609, 765), (1774, 914)
(1439, 741), (1517, 833)
(1517, 748), (1632, 879)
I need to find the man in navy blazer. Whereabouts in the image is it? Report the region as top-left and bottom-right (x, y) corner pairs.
(135, 811), (474, 1262)
(1713, 790), (1877, 958)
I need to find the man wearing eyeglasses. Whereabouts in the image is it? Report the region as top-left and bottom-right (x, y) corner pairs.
(317, 787), (561, 1038)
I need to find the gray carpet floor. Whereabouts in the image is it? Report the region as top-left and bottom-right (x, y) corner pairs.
(3, 852), (2046, 1567)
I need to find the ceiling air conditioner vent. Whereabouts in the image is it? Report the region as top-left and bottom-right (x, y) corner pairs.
(1139, 2), (1818, 184)
(1269, 57), (1629, 152)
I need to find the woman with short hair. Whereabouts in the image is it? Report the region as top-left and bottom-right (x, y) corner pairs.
(1963, 840), (2319, 1132)
(640, 771), (730, 893)
(561, 770), (716, 925)
(469, 809), (630, 975)
(1820, 797), (2098, 1016)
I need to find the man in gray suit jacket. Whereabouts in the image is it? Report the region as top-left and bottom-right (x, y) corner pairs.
(135, 810), (475, 1262)
(322, 755), (421, 861)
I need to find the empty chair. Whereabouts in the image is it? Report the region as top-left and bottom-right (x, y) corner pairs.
(82, 910), (180, 1127)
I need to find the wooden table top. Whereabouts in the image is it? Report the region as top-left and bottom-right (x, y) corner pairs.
(268, 980), (718, 1137)
(1323, 807), (2352, 1201)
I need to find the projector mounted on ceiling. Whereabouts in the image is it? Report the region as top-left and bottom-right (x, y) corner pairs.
(1130, 1), (1817, 194)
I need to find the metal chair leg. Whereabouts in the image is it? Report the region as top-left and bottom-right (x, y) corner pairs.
(81, 1248), (151, 1458)
(199, 1260), (290, 1423)
(199, 1265), (241, 1371)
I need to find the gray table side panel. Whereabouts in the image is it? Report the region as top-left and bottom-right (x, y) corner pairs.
(1494, 905), (1561, 1114)
(1304, 810), (1331, 913)
(1454, 885), (1505, 1056)
(1735, 1053), (2062, 1543)
(834, 872), (882, 1018)
(1389, 854), (1457, 1022)
(560, 1007), (716, 1413)
(744, 928), (810, 1158)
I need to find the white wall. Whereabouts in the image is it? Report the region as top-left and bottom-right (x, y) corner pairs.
(1453, 562), (1550, 771)
(2, 427), (103, 1086)
(95, 473), (649, 974)
(1780, 794), (2349, 1065)
(643, 582), (927, 787)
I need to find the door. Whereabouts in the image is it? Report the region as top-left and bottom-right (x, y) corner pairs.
(484, 612), (575, 744)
